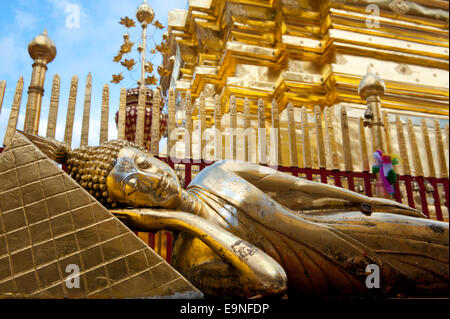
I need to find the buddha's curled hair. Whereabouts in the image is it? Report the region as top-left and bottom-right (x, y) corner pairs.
(20, 131), (151, 207)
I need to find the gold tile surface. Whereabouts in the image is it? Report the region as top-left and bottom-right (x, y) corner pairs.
(0, 132), (202, 298)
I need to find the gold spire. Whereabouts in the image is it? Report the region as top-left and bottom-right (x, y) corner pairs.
(28, 29), (57, 63)
(358, 67), (386, 100)
(136, 0), (154, 25)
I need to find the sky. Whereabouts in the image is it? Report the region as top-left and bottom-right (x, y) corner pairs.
(0, 0), (188, 147)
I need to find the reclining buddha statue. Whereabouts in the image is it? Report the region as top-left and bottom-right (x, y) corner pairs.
(22, 131), (449, 298)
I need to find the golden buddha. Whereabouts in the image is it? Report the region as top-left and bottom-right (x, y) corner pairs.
(22, 131), (449, 298)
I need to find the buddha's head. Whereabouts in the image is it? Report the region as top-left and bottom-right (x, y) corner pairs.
(22, 132), (182, 209)
(107, 146), (181, 208)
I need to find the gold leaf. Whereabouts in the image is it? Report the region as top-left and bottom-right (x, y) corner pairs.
(121, 59), (136, 71)
(145, 62), (154, 73)
(145, 75), (158, 86)
(119, 16), (136, 28)
(153, 20), (165, 30)
(113, 53), (123, 62)
(111, 73), (124, 84)
(120, 41), (134, 54)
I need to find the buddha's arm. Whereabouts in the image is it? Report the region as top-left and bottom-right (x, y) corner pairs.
(110, 208), (287, 297)
(211, 160), (424, 218)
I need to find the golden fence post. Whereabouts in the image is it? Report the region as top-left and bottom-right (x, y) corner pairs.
(198, 92), (206, 160)
(185, 91), (193, 159)
(257, 98), (267, 165)
(358, 68), (386, 152)
(230, 95), (237, 160)
(340, 105), (353, 172)
(434, 118), (448, 178)
(243, 97), (250, 162)
(324, 106), (339, 170)
(271, 99), (281, 166)
(99, 84), (109, 145)
(287, 103), (298, 167)
(214, 94), (222, 161)
(80, 73), (92, 146)
(301, 106), (312, 168)
(45, 74), (60, 139)
(421, 119), (436, 178)
(407, 118), (424, 177)
(63, 75), (78, 145)
(359, 117), (370, 172)
(135, 86), (147, 147)
(315, 105), (326, 169)
(151, 88), (161, 155)
(383, 111), (393, 154)
(3, 77), (24, 147)
(395, 115), (411, 176)
(0, 80), (5, 117)
(167, 88), (176, 158)
(117, 88), (127, 141)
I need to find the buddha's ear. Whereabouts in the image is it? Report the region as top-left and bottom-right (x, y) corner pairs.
(17, 130), (70, 164)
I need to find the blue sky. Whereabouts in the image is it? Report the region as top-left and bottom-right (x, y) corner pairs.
(0, 0), (188, 147)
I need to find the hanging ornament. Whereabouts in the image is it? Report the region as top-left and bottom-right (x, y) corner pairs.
(372, 149), (400, 196)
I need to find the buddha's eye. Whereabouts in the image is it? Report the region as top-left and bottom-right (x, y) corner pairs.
(136, 156), (152, 169)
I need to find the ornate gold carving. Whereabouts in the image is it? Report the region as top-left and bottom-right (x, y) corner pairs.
(243, 97), (251, 162)
(359, 117), (370, 172)
(45, 74), (60, 139)
(151, 88), (161, 155)
(3, 77), (24, 147)
(167, 88), (176, 158)
(198, 92), (206, 160)
(270, 99), (281, 166)
(135, 86), (147, 147)
(407, 118), (423, 177)
(229, 95), (237, 160)
(100, 84), (109, 145)
(340, 105), (353, 172)
(421, 119), (436, 178)
(0, 80), (5, 117)
(324, 107), (339, 170)
(301, 107), (311, 168)
(395, 116), (411, 176)
(214, 94), (222, 161)
(257, 98), (267, 165)
(185, 91), (193, 158)
(64, 76), (78, 145)
(117, 88), (127, 141)
(389, 0), (409, 15)
(80, 73), (92, 146)
(315, 106), (326, 169)
(287, 103), (298, 167)
(383, 111), (393, 154)
(434, 118), (448, 178)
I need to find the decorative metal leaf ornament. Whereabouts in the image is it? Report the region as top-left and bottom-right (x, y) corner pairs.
(153, 20), (165, 30)
(121, 59), (136, 71)
(120, 41), (134, 54)
(145, 75), (158, 85)
(119, 16), (136, 28)
(145, 62), (154, 73)
(111, 73), (124, 84)
(113, 52), (123, 62)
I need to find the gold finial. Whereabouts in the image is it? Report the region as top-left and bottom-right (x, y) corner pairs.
(136, 0), (154, 25)
(28, 29), (57, 63)
(358, 66), (386, 100)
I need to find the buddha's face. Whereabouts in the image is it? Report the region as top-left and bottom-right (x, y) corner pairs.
(107, 147), (181, 208)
